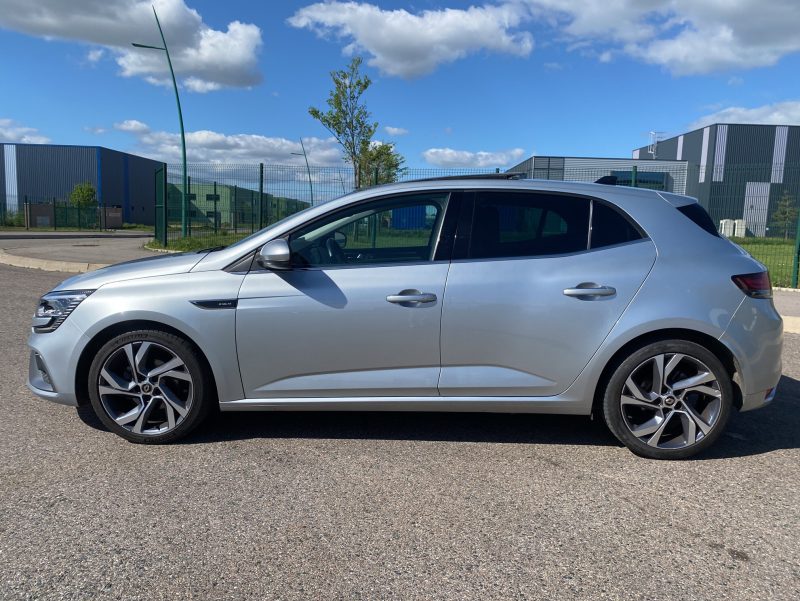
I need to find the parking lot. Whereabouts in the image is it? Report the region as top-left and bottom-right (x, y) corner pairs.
(0, 262), (798, 600)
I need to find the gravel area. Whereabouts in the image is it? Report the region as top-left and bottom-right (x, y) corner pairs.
(1, 264), (798, 600)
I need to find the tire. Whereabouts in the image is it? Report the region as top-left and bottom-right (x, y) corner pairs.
(602, 340), (733, 460)
(87, 329), (213, 443)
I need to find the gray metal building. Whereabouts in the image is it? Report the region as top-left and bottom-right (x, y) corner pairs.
(509, 155), (690, 194)
(633, 124), (800, 236)
(1, 143), (162, 225)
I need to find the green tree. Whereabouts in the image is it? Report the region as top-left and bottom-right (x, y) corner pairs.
(770, 191), (798, 240)
(359, 141), (406, 185)
(69, 181), (98, 208)
(309, 56), (377, 188)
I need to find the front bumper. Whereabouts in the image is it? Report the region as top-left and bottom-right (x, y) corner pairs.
(27, 319), (90, 407)
(720, 296), (783, 412)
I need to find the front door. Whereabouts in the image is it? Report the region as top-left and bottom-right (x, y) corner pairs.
(236, 191), (453, 399)
(439, 190), (656, 397)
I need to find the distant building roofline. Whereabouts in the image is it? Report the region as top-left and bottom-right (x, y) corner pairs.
(633, 122), (800, 152)
(0, 141), (161, 163)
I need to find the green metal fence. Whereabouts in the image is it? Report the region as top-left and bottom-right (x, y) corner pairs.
(152, 161), (800, 286)
(1, 196), (106, 230)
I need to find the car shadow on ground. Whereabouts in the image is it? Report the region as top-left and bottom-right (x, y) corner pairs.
(77, 376), (800, 458)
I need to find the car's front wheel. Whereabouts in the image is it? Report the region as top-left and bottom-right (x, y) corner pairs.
(87, 329), (212, 443)
(603, 340), (734, 459)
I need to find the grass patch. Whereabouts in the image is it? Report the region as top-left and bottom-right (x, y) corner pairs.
(731, 237), (795, 287)
(147, 234), (245, 253)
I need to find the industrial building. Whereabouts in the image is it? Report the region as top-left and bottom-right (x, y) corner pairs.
(633, 124), (800, 236)
(1, 143), (162, 225)
(508, 155), (690, 194)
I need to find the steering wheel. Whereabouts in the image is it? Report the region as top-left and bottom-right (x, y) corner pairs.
(325, 237), (346, 264)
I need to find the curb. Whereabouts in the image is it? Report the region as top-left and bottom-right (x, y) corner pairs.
(0, 250), (109, 273)
(774, 287), (800, 293)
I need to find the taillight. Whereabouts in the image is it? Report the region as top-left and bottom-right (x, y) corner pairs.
(732, 272), (772, 299)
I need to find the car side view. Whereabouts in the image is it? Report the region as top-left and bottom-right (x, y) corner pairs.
(27, 175), (782, 459)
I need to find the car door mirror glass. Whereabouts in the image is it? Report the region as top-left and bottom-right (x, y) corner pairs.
(333, 230), (347, 247)
(257, 239), (292, 270)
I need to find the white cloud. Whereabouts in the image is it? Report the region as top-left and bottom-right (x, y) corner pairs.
(113, 119), (344, 164)
(288, 1), (800, 76)
(0, 118), (51, 144)
(727, 76), (744, 86)
(114, 119), (150, 133)
(288, 2), (533, 78)
(86, 48), (105, 63)
(422, 147), (525, 169)
(690, 101), (800, 130)
(384, 126), (408, 136)
(84, 126), (107, 134)
(543, 62), (563, 71)
(529, 0), (800, 75)
(0, 0), (262, 92)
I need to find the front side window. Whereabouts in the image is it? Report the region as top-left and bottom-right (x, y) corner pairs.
(288, 193), (448, 267)
(468, 191), (590, 259)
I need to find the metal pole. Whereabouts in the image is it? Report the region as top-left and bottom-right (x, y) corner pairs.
(631, 165), (638, 188)
(135, 7), (188, 237)
(791, 208), (800, 288)
(187, 174), (191, 237)
(53, 198), (57, 231)
(300, 139), (314, 205)
(259, 163), (264, 228)
(213, 181), (218, 234)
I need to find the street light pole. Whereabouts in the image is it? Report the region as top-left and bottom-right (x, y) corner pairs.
(132, 5), (188, 237)
(291, 139), (314, 205)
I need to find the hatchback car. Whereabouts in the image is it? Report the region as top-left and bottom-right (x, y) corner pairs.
(28, 175), (782, 458)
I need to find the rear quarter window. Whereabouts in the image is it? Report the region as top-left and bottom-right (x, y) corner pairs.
(590, 202), (644, 249)
(677, 203), (720, 237)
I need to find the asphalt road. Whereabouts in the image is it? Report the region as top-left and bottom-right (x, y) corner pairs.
(0, 233), (154, 265)
(1, 264), (798, 600)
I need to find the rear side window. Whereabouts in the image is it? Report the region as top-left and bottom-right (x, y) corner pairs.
(677, 203), (720, 237)
(468, 192), (590, 259)
(590, 203), (643, 249)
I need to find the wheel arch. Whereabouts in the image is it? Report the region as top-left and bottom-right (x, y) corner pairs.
(74, 319), (218, 407)
(591, 328), (743, 418)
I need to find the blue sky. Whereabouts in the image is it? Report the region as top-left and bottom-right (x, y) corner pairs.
(1, 0), (799, 168)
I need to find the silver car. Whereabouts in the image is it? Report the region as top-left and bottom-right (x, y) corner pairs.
(27, 176), (782, 459)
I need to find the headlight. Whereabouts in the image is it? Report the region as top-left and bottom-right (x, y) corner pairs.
(33, 289), (94, 333)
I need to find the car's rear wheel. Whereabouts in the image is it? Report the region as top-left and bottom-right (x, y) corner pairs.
(87, 329), (212, 443)
(603, 340), (733, 459)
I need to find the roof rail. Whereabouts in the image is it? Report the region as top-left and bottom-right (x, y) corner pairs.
(411, 172), (527, 182)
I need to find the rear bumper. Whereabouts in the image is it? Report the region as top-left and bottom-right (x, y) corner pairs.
(720, 296), (783, 412)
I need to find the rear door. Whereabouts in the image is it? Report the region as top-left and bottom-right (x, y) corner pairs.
(439, 190), (656, 397)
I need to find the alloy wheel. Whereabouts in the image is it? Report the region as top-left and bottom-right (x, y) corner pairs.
(97, 341), (193, 436)
(619, 353), (723, 449)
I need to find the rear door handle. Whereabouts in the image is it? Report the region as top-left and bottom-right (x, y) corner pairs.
(386, 289), (437, 305)
(563, 283), (616, 298)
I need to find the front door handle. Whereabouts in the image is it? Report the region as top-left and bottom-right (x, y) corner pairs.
(563, 283), (616, 298)
(386, 289), (437, 306)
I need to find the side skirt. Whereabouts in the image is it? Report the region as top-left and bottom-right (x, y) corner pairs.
(219, 397), (590, 415)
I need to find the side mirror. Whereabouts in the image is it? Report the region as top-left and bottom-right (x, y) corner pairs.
(257, 239), (292, 270)
(334, 230), (347, 247)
